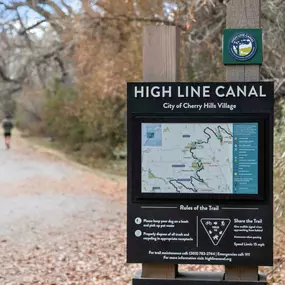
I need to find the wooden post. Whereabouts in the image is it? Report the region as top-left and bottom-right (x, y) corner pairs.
(141, 26), (180, 279)
(225, 0), (260, 281)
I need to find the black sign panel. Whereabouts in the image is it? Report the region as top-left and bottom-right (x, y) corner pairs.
(127, 82), (274, 266)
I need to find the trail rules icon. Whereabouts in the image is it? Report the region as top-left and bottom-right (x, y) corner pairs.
(201, 218), (231, 246)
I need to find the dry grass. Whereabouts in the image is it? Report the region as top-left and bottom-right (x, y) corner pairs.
(274, 127), (285, 222)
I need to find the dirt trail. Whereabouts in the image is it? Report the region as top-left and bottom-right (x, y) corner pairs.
(0, 133), (136, 285)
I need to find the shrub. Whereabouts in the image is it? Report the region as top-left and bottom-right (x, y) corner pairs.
(43, 79), (126, 159)
(15, 87), (46, 136)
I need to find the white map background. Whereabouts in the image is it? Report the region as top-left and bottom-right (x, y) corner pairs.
(141, 123), (234, 194)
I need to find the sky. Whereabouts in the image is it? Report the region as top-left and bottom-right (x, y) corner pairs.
(0, 0), (81, 36)
(0, 1), (177, 37)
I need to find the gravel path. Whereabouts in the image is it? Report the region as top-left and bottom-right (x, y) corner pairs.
(0, 134), (137, 285)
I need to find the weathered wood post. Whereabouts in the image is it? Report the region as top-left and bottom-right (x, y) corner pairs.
(141, 26), (180, 279)
(225, 0), (260, 281)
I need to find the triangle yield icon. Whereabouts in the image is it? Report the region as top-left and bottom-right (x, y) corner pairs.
(200, 218), (231, 246)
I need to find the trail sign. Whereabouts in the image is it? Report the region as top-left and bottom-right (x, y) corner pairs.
(127, 82), (274, 266)
(223, 29), (263, 65)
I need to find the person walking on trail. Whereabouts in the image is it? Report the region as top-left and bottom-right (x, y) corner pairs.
(2, 116), (14, 149)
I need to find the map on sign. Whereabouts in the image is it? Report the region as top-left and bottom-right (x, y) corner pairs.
(141, 123), (258, 195)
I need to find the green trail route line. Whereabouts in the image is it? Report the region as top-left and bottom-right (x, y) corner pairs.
(169, 125), (233, 193)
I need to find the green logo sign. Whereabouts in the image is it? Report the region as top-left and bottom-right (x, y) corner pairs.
(230, 33), (257, 61)
(223, 29), (262, 65)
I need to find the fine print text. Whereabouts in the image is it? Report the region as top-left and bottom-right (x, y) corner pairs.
(163, 102), (236, 111)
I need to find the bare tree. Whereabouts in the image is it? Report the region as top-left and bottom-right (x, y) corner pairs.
(0, 0), (76, 114)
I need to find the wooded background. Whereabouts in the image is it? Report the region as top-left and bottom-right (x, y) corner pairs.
(0, 0), (284, 217)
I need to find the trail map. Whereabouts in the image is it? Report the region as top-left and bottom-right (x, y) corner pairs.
(141, 123), (258, 194)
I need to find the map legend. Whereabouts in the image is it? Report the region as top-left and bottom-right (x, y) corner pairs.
(232, 124), (258, 194)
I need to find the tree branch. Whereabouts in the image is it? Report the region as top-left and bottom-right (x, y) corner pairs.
(1, 1), (63, 35)
(54, 55), (68, 82)
(0, 1), (26, 10)
(92, 15), (188, 31)
(0, 66), (22, 83)
(19, 19), (46, 35)
(38, 0), (67, 18)
(60, 0), (74, 16)
(81, 0), (188, 31)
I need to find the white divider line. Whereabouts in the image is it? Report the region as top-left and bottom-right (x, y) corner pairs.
(141, 206), (177, 209)
(222, 207), (259, 210)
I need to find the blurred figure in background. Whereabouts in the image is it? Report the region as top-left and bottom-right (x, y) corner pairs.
(2, 115), (14, 149)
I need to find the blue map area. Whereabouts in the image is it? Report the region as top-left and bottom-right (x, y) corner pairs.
(142, 124), (162, 147)
(232, 123), (258, 194)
